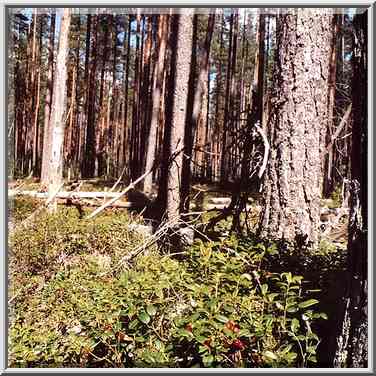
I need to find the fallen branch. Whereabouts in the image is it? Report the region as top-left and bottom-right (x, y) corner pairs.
(86, 167), (154, 219)
(324, 103), (352, 156)
(109, 165), (127, 193)
(9, 190), (130, 199)
(255, 124), (270, 179)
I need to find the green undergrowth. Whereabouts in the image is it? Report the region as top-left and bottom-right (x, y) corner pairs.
(9, 199), (342, 368)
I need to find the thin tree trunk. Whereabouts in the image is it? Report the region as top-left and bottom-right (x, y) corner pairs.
(130, 13), (142, 180)
(181, 13), (215, 210)
(144, 14), (169, 195)
(158, 10), (194, 221)
(323, 15), (339, 198)
(334, 11), (368, 368)
(83, 15), (98, 178)
(41, 13), (56, 184)
(47, 9), (71, 209)
(220, 11), (234, 183)
(79, 14), (91, 176)
(32, 16), (43, 176)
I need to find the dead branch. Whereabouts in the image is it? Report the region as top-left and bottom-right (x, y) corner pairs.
(324, 103), (352, 156)
(9, 190), (131, 199)
(255, 124), (270, 179)
(86, 167), (154, 219)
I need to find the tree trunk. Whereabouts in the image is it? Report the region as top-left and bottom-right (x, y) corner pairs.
(143, 14), (169, 195)
(79, 14), (91, 176)
(259, 9), (332, 245)
(323, 15), (339, 198)
(41, 13), (56, 184)
(220, 11), (234, 183)
(47, 9), (71, 208)
(158, 10), (194, 221)
(333, 11), (368, 368)
(130, 13), (142, 180)
(120, 15), (131, 176)
(83, 15), (98, 178)
(181, 13), (215, 210)
(32, 15), (43, 176)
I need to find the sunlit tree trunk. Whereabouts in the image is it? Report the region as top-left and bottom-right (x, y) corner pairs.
(41, 13), (56, 184)
(47, 9), (71, 208)
(259, 9), (332, 245)
(144, 14), (169, 195)
(158, 9), (194, 220)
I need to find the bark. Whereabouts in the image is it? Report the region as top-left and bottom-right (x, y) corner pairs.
(120, 15), (131, 176)
(158, 10), (194, 221)
(73, 14), (81, 172)
(181, 13), (215, 209)
(139, 16), (154, 172)
(83, 15), (98, 178)
(143, 14), (169, 195)
(334, 11), (368, 368)
(240, 10), (266, 185)
(41, 13), (56, 184)
(220, 11), (234, 183)
(79, 14), (91, 175)
(32, 16), (43, 176)
(323, 15), (339, 197)
(47, 9), (71, 207)
(259, 9), (332, 245)
(130, 13), (142, 180)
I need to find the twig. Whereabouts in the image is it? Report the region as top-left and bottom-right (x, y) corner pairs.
(255, 124), (270, 179)
(86, 168), (154, 220)
(109, 165), (127, 193)
(324, 103), (352, 156)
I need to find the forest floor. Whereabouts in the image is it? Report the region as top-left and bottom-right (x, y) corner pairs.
(8, 178), (349, 368)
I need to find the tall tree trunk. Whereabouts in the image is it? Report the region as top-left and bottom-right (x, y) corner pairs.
(220, 11), (234, 183)
(47, 9), (71, 207)
(259, 9), (332, 245)
(158, 9), (194, 221)
(73, 14), (81, 174)
(240, 10), (266, 185)
(32, 16), (43, 176)
(130, 13), (142, 180)
(120, 16), (131, 176)
(79, 14), (91, 176)
(41, 13), (56, 184)
(83, 15), (98, 178)
(323, 15), (339, 198)
(143, 14), (169, 195)
(334, 11), (368, 368)
(181, 13), (215, 211)
(139, 16), (153, 174)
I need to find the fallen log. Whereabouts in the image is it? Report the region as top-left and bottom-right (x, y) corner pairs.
(8, 190), (127, 199)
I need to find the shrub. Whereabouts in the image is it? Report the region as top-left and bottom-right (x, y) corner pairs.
(9, 207), (327, 368)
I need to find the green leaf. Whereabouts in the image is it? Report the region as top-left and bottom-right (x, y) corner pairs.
(287, 306), (299, 313)
(241, 273), (252, 281)
(263, 350), (278, 360)
(215, 315), (229, 323)
(146, 304), (157, 316)
(291, 318), (300, 333)
(298, 299), (319, 309)
(138, 311), (151, 325)
(261, 284), (268, 295)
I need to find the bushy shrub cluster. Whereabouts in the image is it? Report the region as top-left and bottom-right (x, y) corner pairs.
(9, 202), (328, 368)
